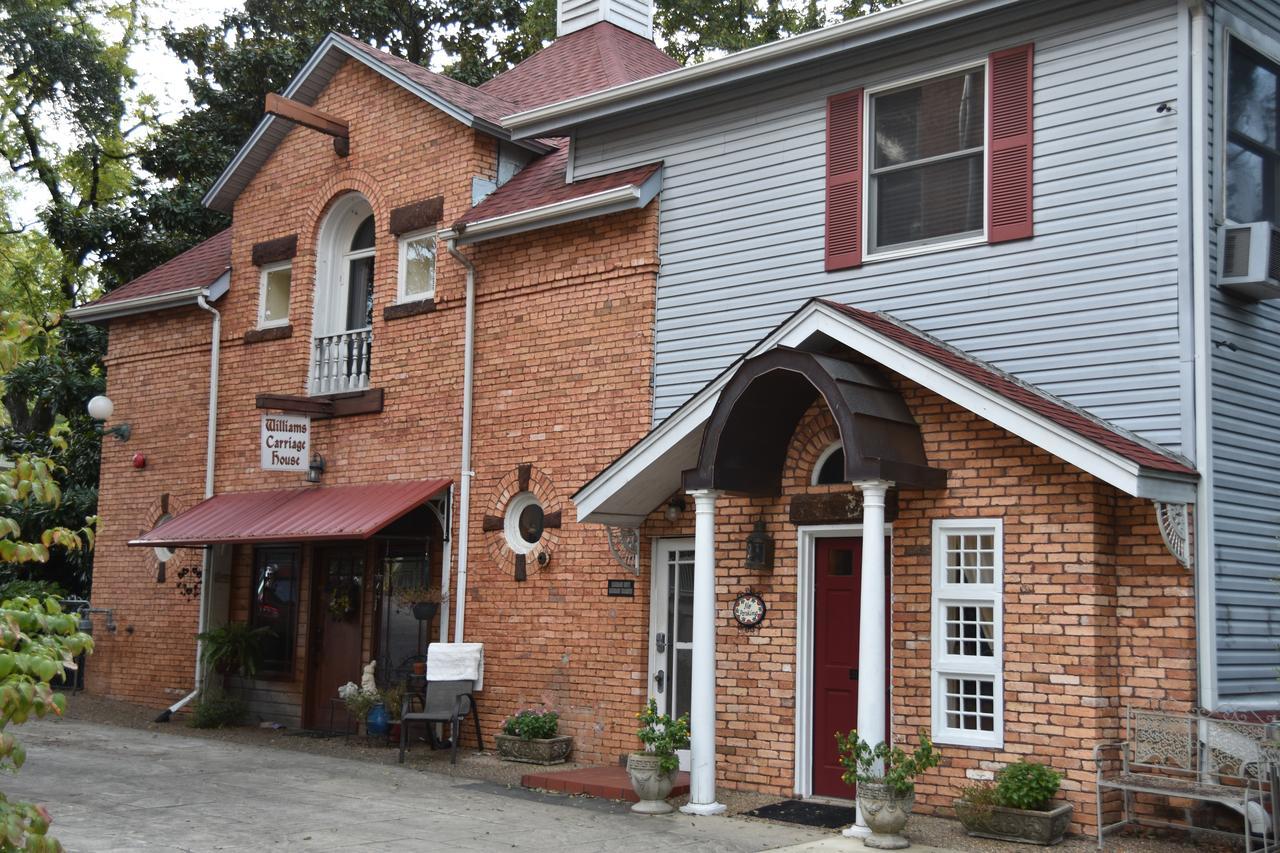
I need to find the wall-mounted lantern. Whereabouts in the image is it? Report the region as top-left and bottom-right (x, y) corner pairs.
(745, 520), (774, 571)
(664, 497), (686, 523)
(87, 395), (131, 441)
(306, 452), (325, 484)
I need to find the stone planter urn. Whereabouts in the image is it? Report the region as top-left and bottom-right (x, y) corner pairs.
(626, 752), (677, 815)
(495, 733), (574, 765)
(955, 799), (1074, 846)
(857, 782), (915, 849)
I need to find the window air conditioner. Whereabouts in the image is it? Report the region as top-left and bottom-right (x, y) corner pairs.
(1218, 221), (1280, 300)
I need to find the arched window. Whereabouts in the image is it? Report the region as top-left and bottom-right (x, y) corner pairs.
(812, 442), (845, 485)
(312, 194), (375, 394)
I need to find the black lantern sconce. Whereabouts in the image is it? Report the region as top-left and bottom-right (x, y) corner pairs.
(664, 497), (686, 523)
(306, 452), (325, 484)
(745, 520), (774, 571)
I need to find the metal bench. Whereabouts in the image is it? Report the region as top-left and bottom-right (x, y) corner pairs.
(1094, 707), (1278, 852)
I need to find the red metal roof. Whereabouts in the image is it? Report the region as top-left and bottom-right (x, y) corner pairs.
(130, 478), (451, 547)
(821, 301), (1197, 476)
(456, 142), (661, 226)
(479, 22), (681, 112)
(88, 229), (231, 309)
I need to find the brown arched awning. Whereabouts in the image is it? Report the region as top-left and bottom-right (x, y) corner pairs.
(683, 347), (946, 495)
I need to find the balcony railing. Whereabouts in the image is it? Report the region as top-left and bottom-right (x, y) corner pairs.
(311, 328), (372, 395)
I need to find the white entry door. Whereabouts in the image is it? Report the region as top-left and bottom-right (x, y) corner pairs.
(649, 538), (694, 771)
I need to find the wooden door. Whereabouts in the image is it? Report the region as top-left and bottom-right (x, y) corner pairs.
(812, 537), (862, 798)
(306, 545), (366, 728)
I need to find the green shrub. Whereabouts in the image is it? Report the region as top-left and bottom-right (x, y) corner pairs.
(189, 695), (248, 729)
(502, 708), (559, 740)
(636, 699), (690, 775)
(197, 622), (270, 679)
(835, 729), (942, 796)
(0, 579), (68, 602)
(994, 761), (1061, 810)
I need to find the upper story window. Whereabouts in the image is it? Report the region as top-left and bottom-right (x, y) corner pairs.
(397, 230), (437, 303)
(258, 262), (292, 328)
(870, 68), (986, 253)
(1226, 38), (1279, 224)
(312, 194), (376, 395)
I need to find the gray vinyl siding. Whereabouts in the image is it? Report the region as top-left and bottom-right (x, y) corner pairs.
(1208, 0), (1280, 706)
(573, 0), (1189, 451)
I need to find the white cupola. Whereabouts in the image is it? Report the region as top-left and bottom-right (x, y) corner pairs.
(557, 0), (653, 40)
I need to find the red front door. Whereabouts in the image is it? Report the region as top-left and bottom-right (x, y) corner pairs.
(812, 537), (862, 797)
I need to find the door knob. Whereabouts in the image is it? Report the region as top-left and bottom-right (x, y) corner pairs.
(654, 670), (665, 692)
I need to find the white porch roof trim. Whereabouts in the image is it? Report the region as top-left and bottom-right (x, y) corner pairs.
(572, 301), (1199, 525)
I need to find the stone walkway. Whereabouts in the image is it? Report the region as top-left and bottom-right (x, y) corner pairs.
(7, 718), (826, 852)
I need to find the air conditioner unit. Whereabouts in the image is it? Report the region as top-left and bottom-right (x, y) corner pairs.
(1218, 221), (1280, 300)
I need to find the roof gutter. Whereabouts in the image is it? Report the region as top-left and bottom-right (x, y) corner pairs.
(504, 0), (1017, 138)
(66, 271), (230, 324)
(455, 168), (661, 245)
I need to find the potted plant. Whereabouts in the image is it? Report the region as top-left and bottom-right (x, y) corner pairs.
(197, 622), (271, 679)
(383, 683), (405, 744)
(955, 761), (1074, 845)
(495, 707), (573, 764)
(338, 681), (380, 735)
(836, 729), (941, 849)
(394, 585), (442, 621)
(626, 699), (690, 815)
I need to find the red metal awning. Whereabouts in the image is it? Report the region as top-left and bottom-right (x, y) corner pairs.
(129, 479), (451, 547)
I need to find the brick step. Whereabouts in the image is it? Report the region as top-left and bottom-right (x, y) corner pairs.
(521, 764), (690, 802)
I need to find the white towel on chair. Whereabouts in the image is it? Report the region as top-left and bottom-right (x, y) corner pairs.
(427, 643), (484, 690)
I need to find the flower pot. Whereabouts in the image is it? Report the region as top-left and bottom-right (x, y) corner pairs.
(954, 799), (1074, 846)
(366, 702), (390, 738)
(626, 752), (677, 815)
(857, 781), (915, 849)
(411, 602), (439, 621)
(412, 661), (426, 676)
(495, 733), (574, 765)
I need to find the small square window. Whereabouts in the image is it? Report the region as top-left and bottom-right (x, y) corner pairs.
(398, 231), (436, 303)
(945, 604), (995, 657)
(258, 263), (291, 328)
(944, 676), (996, 732)
(944, 532), (995, 585)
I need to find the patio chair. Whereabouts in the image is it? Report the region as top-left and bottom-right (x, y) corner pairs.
(398, 679), (482, 765)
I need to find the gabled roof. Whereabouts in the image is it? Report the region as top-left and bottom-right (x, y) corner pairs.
(479, 22), (680, 111)
(202, 33), (554, 214)
(66, 229), (232, 323)
(572, 299), (1197, 525)
(454, 142), (662, 242)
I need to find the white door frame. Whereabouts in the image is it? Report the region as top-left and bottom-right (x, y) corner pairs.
(648, 537), (694, 771)
(794, 523), (892, 799)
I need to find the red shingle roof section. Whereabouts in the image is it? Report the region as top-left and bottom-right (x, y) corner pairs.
(90, 229), (231, 308)
(479, 22), (680, 111)
(821, 301), (1197, 476)
(455, 143), (660, 226)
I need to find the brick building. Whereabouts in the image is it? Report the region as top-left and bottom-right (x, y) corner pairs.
(70, 0), (1264, 838)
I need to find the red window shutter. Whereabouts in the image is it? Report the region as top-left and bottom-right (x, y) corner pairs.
(988, 44), (1034, 243)
(825, 89), (864, 271)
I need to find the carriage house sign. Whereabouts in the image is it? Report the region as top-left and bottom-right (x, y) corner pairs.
(260, 413), (310, 471)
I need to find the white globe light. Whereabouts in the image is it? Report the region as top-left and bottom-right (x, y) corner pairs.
(87, 395), (114, 421)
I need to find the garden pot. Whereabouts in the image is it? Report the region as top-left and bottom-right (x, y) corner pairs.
(954, 799), (1074, 846)
(857, 782), (915, 849)
(366, 702), (390, 738)
(626, 752), (677, 815)
(411, 602), (439, 621)
(412, 661), (426, 676)
(495, 733), (573, 765)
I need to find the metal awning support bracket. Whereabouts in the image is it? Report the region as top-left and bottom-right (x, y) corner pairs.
(1154, 501), (1192, 569)
(606, 526), (641, 575)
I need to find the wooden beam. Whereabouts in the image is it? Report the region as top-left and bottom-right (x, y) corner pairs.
(264, 93), (350, 156)
(256, 389), (384, 419)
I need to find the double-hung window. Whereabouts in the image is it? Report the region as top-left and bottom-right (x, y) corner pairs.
(931, 519), (1003, 748)
(258, 262), (292, 328)
(1226, 37), (1279, 224)
(397, 230), (437, 303)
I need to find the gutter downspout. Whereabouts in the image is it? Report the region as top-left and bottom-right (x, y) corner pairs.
(447, 237), (476, 643)
(155, 293), (221, 721)
(1187, 0), (1217, 712)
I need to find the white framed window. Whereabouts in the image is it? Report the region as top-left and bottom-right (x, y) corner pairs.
(866, 64), (987, 258)
(931, 518), (1003, 748)
(258, 261), (292, 328)
(1224, 34), (1279, 225)
(397, 230), (437, 303)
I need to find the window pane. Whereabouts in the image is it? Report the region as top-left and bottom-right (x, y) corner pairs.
(346, 256), (374, 330)
(945, 604), (995, 657)
(875, 154), (983, 249)
(251, 547), (299, 672)
(874, 70), (985, 168)
(403, 236), (436, 298)
(944, 676), (996, 732)
(263, 267), (291, 323)
(350, 215), (376, 251)
(1228, 45), (1278, 147)
(1227, 141), (1266, 223)
(945, 531), (996, 585)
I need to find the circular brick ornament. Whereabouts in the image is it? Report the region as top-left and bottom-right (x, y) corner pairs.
(482, 463), (563, 581)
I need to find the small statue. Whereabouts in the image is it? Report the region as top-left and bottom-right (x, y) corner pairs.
(361, 659), (377, 693)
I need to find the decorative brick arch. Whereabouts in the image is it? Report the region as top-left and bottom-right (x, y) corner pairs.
(481, 463), (564, 582)
(302, 170), (391, 257)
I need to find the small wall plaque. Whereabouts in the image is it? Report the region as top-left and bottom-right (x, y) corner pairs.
(607, 579), (635, 597)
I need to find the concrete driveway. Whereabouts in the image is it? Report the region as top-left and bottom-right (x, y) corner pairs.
(5, 718), (828, 852)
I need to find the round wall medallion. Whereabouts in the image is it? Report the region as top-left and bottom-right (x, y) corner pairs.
(483, 463), (563, 581)
(733, 592), (767, 628)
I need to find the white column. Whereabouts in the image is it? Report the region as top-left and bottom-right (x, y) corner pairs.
(681, 489), (726, 816)
(845, 480), (892, 839)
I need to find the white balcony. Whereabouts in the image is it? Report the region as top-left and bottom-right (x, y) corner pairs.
(311, 328), (372, 395)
